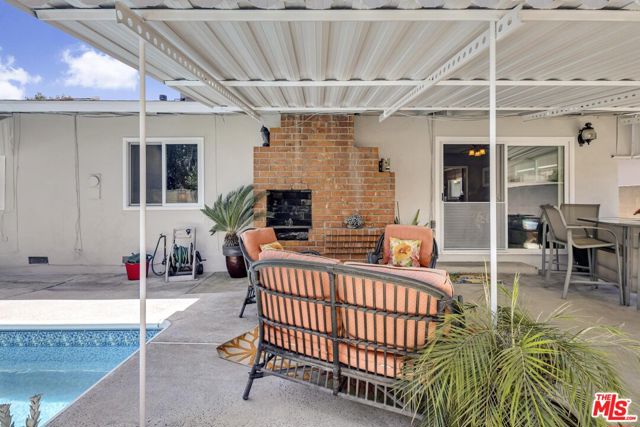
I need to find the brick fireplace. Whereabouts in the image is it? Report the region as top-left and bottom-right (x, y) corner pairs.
(253, 114), (395, 261)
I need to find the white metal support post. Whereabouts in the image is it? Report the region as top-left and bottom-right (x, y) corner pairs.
(138, 37), (147, 427)
(489, 21), (498, 318)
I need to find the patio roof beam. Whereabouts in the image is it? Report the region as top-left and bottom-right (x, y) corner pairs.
(522, 89), (640, 120)
(165, 79), (640, 88)
(253, 106), (640, 112)
(114, 2), (262, 123)
(2, 101), (639, 114)
(379, 6), (523, 122)
(35, 8), (640, 23)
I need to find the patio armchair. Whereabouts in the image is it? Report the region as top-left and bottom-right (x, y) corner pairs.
(242, 249), (457, 415)
(367, 224), (439, 268)
(238, 227), (320, 318)
(541, 205), (623, 302)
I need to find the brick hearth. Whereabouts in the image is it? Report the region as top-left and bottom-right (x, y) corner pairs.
(253, 114), (395, 261)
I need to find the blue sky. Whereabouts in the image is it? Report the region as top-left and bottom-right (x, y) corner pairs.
(0, 0), (180, 100)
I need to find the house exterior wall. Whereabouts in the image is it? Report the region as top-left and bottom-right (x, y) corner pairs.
(356, 114), (624, 265)
(0, 112), (627, 271)
(0, 113), (261, 272)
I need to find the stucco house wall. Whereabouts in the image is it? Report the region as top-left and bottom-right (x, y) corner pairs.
(0, 112), (628, 271)
(0, 113), (260, 272)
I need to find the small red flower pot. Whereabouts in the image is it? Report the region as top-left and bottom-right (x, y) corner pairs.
(125, 262), (149, 281)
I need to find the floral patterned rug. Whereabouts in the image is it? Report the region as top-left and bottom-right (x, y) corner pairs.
(216, 326), (261, 367)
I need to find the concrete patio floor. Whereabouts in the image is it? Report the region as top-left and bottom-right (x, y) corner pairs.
(1, 267), (639, 426)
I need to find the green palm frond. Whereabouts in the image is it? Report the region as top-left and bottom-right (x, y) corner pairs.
(399, 275), (640, 427)
(201, 185), (264, 246)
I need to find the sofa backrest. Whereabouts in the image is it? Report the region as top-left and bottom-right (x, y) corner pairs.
(256, 250), (341, 361)
(251, 253), (455, 379)
(337, 262), (452, 347)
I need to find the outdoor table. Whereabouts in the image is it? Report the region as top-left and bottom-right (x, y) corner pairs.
(579, 217), (640, 307)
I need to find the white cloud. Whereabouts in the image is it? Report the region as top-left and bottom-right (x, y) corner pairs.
(0, 52), (42, 100)
(62, 47), (137, 90)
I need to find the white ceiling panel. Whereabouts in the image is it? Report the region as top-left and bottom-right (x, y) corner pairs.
(11, 0), (640, 114)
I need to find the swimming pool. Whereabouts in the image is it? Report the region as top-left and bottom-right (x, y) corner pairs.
(0, 328), (160, 425)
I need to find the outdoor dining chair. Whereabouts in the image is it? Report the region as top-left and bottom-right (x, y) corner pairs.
(541, 203), (600, 275)
(541, 205), (623, 302)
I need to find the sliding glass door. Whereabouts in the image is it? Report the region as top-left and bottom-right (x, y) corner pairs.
(441, 143), (506, 250)
(440, 141), (567, 252)
(506, 146), (564, 249)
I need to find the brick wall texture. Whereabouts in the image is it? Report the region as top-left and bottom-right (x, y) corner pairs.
(253, 114), (395, 260)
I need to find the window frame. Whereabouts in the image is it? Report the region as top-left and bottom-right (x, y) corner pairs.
(122, 137), (204, 211)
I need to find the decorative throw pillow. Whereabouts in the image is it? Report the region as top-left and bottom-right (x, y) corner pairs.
(389, 237), (421, 268)
(260, 241), (284, 252)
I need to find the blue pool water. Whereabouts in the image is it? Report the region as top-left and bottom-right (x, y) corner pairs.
(0, 328), (159, 425)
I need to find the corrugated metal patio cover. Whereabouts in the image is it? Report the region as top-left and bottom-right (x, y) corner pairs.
(10, 0), (640, 114)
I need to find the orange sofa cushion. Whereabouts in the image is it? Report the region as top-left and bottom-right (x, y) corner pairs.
(264, 325), (334, 362)
(241, 228), (278, 262)
(337, 263), (453, 350)
(382, 224), (434, 267)
(338, 343), (405, 378)
(258, 250), (341, 337)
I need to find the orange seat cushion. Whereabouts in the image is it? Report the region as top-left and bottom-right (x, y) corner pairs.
(241, 228), (278, 262)
(264, 325), (334, 362)
(258, 250), (341, 334)
(260, 292), (334, 333)
(383, 224), (434, 267)
(337, 263), (453, 350)
(338, 343), (405, 378)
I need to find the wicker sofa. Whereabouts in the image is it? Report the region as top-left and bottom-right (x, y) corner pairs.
(242, 249), (457, 416)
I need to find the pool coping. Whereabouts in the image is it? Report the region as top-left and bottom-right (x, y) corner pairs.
(2, 320), (172, 427)
(0, 322), (167, 331)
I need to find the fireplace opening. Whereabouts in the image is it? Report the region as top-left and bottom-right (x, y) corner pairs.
(266, 190), (311, 241)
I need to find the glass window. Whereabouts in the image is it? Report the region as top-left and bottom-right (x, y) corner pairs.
(129, 144), (162, 205)
(126, 139), (202, 208)
(442, 144), (506, 250)
(165, 144), (199, 205)
(507, 146), (564, 249)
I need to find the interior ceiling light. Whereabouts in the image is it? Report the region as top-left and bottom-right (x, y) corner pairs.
(578, 122), (597, 146)
(468, 145), (487, 157)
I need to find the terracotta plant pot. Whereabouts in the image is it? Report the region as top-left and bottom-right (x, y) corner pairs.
(223, 245), (247, 278)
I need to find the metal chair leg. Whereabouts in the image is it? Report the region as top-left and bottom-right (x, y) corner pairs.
(239, 285), (255, 318)
(541, 224), (547, 276)
(562, 245), (573, 299)
(546, 242), (553, 283)
(242, 346), (264, 400)
(614, 244), (624, 306)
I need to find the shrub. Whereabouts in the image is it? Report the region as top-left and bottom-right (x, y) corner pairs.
(399, 276), (639, 427)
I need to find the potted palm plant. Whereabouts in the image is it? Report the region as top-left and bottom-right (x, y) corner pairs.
(399, 277), (640, 427)
(201, 185), (263, 278)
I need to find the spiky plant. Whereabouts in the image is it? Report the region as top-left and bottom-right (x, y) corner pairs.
(0, 404), (14, 427)
(0, 395), (41, 427)
(201, 185), (264, 247)
(25, 395), (41, 427)
(399, 276), (640, 427)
